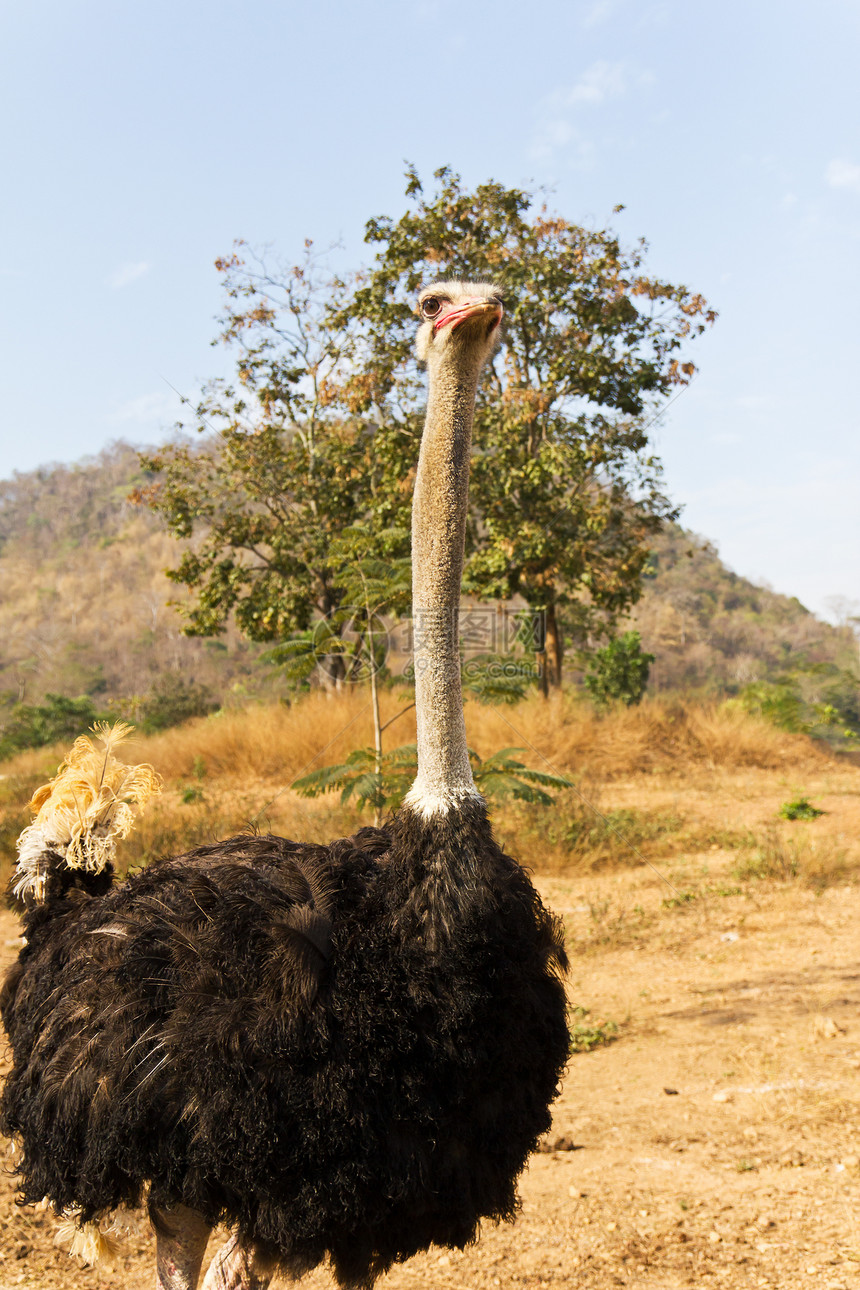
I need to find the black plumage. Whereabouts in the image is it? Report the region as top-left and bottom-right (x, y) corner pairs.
(1, 800), (568, 1289)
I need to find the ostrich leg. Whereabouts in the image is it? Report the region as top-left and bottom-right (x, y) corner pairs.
(201, 1233), (273, 1290)
(154, 1206), (211, 1290)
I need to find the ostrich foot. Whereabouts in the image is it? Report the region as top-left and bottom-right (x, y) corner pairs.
(154, 1205), (211, 1290)
(201, 1232), (274, 1290)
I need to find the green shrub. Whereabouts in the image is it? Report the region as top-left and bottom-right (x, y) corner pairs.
(0, 693), (107, 758)
(584, 631), (654, 708)
(137, 674), (219, 733)
(779, 796), (825, 821)
(568, 1005), (620, 1052)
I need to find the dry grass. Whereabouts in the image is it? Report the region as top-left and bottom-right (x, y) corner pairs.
(467, 692), (828, 778)
(733, 825), (852, 888)
(0, 691), (844, 893)
(28, 690), (829, 785)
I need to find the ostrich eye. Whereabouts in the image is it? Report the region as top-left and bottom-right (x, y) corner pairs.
(421, 297), (443, 319)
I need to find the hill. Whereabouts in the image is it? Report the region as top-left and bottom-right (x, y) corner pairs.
(0, 442), (856, 744)
(0, 443), (280, 727)
(631, 525), (854, 693)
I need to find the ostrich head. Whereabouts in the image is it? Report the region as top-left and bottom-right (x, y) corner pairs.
(415, 280), (504, 368)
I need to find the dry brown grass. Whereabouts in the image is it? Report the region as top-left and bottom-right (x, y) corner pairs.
(132, 691), (417, 782)
(61, 690), (830, 786)
(0, 691), (841, 892)
(466, 692), (828, 778)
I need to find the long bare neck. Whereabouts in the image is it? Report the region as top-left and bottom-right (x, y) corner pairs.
(404, 348), (485, 819)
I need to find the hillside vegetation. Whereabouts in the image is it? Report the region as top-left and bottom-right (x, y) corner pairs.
(1, 442), (856, 741)
(631, 526), (852, 693)
(0, 443), (280, 724)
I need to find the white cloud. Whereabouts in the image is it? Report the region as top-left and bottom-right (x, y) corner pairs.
(108, 260), (151, 289)
(531, 61), (651, 162)
(581, 0), (617, 29)
(825, 158), (860, 193)
(562, 60), (630, 106)
(113, 391), (177, 425)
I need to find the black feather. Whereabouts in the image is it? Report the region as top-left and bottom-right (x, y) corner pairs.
(1, 801), (568, 1290)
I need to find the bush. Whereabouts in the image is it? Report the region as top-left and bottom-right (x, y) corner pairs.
(0, 693), (107, 759)
(137, 674), (219, 733)
(779, 796), (825, 821)
(738, 668), (860, 744)
(584, 631), (654, 708)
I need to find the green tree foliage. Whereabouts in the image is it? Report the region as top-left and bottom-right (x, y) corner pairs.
(737, 672), (859, 744)
(265, 526), (410, 687)
(141, 171), (714, 690)
(584, 630), (655, 708)
(347, 166), (715, 684)
(136, 673), (219, 733)
(138, 247), (411, 684)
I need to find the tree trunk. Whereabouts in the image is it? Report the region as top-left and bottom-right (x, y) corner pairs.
(370, 655), (383, 828)
(536, 648), (549, 699)
(545, 602), (564, 689)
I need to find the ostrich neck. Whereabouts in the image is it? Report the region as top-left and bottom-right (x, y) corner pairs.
(404, 348), (484, 819)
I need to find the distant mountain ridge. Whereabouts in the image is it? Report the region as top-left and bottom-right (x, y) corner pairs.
(0, 442), (272, 720)
(0, 442), (855, 729)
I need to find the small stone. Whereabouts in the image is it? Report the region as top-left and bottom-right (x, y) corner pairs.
(713, 1090), (733, 1103)
(554, 1134), (579, 1152)
(709, 1231), (721, 1243)
(606, 1221), (617, 1231)
(664, 1087), (679, 1095)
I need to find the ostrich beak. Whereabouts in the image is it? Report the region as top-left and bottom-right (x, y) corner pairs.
(434, 298), (504, 334)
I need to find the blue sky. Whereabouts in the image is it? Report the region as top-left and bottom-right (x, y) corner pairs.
(2, 0), (858, 619)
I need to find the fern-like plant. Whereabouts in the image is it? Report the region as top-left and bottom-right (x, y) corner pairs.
(293, 743), (569, 821)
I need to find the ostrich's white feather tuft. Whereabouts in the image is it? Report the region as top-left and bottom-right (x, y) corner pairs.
(55, 1212), (121, 1264)
(13, 722), (162, 901)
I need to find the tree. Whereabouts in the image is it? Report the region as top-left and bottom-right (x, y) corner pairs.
(140, 171), (714, 691)
(345, 167), (715, 686)
(267, 523), (413, 823)
(136, 245), (412, 686)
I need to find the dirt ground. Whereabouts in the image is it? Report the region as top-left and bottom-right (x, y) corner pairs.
(2, 762), (860, 1289)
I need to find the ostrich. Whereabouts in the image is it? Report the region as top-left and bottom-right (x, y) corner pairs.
(1, 281), (569, 1290)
